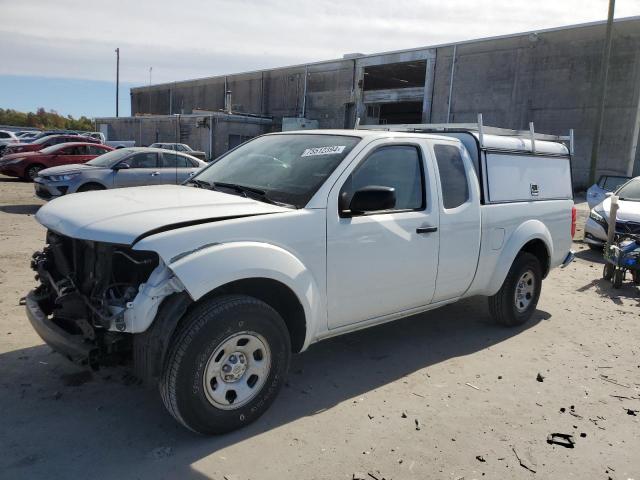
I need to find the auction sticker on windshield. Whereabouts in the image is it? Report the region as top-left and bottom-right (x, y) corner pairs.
(301, 146), (346, 157)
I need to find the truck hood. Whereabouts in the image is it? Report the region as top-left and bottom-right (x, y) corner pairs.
(597, 197), (640, 222)
(36, 184), (290, 245)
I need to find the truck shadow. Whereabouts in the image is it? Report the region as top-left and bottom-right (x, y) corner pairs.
(0, 297), (549, 479)
(0, 204), (41, 215)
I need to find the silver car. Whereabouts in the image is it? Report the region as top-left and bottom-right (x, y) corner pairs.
(149, 142), (207, 161)
(34, 147), (206, 200)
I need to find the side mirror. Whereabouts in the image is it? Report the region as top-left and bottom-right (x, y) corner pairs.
(113, 162), (130, 170)
(344, 186), (396, 215)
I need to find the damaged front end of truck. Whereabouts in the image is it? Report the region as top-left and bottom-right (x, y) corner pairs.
(26, 230), (186, 371)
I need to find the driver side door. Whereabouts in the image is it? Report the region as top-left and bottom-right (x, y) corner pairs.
(326, 139), (440, 329)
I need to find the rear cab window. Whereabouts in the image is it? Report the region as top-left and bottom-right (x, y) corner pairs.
(433, 144), (470, 209)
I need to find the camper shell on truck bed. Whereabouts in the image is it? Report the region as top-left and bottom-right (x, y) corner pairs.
(359, 114), (574, 205)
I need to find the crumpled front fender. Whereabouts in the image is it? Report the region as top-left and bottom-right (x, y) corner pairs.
(164, 241), (323, 350)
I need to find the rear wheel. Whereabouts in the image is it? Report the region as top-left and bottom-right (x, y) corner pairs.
(488, 252), (542, 326)
(612, 269), (624, 289)
(160, 295), (291, 434)
(603, 263), (614, 281)
(24, 164), (44, 181)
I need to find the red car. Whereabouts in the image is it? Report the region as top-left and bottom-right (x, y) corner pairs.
(0, 142), (114, 180)
(2, 134), (101, 157)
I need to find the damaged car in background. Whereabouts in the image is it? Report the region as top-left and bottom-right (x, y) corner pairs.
(25, 125), (575, 435)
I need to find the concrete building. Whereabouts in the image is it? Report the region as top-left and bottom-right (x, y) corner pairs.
(102, 17), (640, 188)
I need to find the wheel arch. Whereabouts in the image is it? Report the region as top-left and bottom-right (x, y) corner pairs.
(77, 181), (107, 192)
(144, 241), (323, 352)
(202, 278), (306, 353)
(23, 162), (45, 179)
(486, 220), (553, 296)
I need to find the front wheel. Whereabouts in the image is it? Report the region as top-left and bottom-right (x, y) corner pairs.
(488, 252), (542, 326)
(24, 164), (43, 181)
(160, 295), (291, 434)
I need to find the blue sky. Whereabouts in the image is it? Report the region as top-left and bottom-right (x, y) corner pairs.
(1, 0), (638, 119)
(0, 75), (134, 118)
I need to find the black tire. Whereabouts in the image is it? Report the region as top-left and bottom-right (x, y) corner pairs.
(24, 164), (44, 181)
(77, 183), (105, 192)
(612, 269), (624, 289)
(159, 295), (291, 435)
(488, 252), (542, 327)
(632, 270), (640, 285)
(603, 263), (614, 281)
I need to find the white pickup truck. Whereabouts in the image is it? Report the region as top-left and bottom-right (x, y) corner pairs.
(26, 119), (576, 434)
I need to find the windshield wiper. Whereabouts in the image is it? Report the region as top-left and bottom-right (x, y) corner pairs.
(212, 182), (296, 209)
(186, 178), (213, 189)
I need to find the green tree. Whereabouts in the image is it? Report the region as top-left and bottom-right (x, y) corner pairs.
(0, 108), (94, 131)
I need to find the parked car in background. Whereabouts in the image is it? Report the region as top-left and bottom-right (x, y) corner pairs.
(22, 130), (80, 143)
(586, 174), (631, 209)
(34, 147), (206, 200)
(2, 134), (100, 157)
(0, 130), (19, 155)
(584, 176), (640, 248)
(82, 132), (106, 142)
(81, 131), (136, 148)
(150, 142), (207, 161)
(0, 142), (113, 180)
(14, 131), (39, 139)
(0, 130), (19, 143)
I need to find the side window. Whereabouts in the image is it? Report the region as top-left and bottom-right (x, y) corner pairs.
(127, 153), (158, 169)
(88, 145), (106, 155)
(342, 145), (424, 212)
(175, 155), (191, 167)
(161, 152), (178, 168)
(434, 144), (469, 209)
(0, 132), (10, 138)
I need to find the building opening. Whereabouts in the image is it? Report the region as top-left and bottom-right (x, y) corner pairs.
(363, 61), (426, 90)
(378, 102), (423, 124)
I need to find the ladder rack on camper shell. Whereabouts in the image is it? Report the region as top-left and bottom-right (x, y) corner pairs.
(356, 113), (575, 157)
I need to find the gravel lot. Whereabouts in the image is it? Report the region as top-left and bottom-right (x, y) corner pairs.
(1, 175), (638, 480)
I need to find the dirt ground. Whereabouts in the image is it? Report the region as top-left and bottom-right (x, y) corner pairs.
(0, 175), (638, 480)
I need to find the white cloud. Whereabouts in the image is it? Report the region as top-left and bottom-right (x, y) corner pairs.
(1, 0), (638, 85)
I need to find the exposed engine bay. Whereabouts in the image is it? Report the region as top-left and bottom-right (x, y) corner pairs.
(30, 230), (161, 367)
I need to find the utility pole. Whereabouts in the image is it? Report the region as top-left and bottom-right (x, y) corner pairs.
(149, 66), (153, 86)
(115, 47), (120, 117)
(588, 0), (615, 185)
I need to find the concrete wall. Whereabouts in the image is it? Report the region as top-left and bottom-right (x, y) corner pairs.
(431, 19), (640, 187)
(128, 18), (640, 188)
(96, 114), (273, 160)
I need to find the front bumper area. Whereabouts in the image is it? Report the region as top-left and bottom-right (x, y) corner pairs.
(33, 178), (68, 201)
(25, 290), (96, 364)
(584, 217), (607, 246)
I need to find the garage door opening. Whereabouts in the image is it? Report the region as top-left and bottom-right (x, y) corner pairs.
(376, 102), (423, 124)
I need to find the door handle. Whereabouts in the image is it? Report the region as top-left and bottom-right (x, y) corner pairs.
(150, 171), (160, 176)
(416, 226), (438, 234)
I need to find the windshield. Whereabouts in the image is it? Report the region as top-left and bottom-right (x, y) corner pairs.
(193, 134), (361, 208)
(600, 175), (630, 191)
(86, 148), (132, 167)
(616, 178), (640, 201)
(39, 144), (67, 154)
